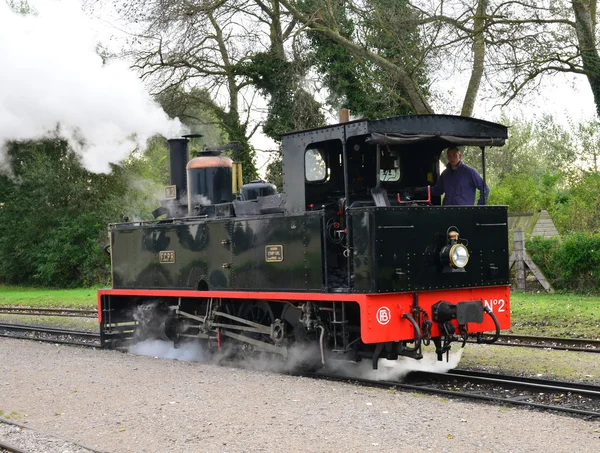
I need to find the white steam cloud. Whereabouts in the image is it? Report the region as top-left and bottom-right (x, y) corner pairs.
(131, 340), (206, 362)
(0, 0), (185, 173)
(127, 337), (464, 383)
(323, 349), (464, 382)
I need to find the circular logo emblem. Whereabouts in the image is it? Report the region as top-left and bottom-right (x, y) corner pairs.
(376, 306), (391, 325)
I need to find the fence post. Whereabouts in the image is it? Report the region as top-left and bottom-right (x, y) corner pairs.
(514, 228), (526, 290)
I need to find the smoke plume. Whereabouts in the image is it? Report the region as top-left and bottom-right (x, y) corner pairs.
(0, 0), (184, 173)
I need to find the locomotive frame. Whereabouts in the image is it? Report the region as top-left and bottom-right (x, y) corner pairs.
(98, 114), (510, 369)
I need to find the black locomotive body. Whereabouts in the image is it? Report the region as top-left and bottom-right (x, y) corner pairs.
(99, 114), (510, 368)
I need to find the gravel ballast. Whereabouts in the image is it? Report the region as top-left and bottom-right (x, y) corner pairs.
(1, 338), (600, 453)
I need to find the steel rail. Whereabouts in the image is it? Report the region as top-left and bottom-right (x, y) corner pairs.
(3, 322), (599, 416)
(446, 369), (600, 397)
(0, 334), (99, 348)
(0, 418), (111, 453)
(473, 333), (600, 353)
(311, 369), (600, 418)
(0, 323), (100, 348)
(0, 323), (99, 337)
(0, 307), (97, 317)
(0, 439), (33, 453)
(500, 333), (600, 345)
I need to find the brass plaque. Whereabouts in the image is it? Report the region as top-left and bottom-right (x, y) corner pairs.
(265, 245), (284, 262)
(164, 185), (177, 200)
(159, 250), (175, 264)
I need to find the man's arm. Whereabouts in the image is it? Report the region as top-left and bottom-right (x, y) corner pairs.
(472, 168), (490, 205)
(429, 171), (445, 196)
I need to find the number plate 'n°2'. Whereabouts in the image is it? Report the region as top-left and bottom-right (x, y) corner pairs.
(159, 250), (175, 263)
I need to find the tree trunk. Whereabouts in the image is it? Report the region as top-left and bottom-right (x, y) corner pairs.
(461, 0), (488, 117)
(572, 0), (600, 118)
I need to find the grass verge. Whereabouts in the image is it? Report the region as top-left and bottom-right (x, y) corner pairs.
(510, 292), (600, 338)
(0, 285), (98, 309)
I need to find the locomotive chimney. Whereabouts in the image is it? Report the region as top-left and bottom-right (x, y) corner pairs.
(167, 137), (190, 204)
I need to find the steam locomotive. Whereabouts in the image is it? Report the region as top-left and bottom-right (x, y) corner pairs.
(98, 114), (510, 369)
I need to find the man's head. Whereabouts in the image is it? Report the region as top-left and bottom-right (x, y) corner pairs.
(446, 147), (462, 169)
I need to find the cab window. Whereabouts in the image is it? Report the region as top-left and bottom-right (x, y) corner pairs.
(380, 148), (401, 182)
(305, 149), (327, 182)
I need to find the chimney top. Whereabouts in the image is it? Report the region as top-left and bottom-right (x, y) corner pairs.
(339, 108), (350, 123)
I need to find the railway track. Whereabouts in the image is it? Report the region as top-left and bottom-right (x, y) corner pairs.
(2, 307), (599, 352)
(1, 307), (599, 356)
(0, 418), (109, 453)
(0, 322), (100, 348)
(475, 333), (600, 353)
(315, 368), (600, 418)
(0, 307), (97, 317)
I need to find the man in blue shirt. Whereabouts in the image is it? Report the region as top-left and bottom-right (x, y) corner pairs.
(430, 147), (489, 206)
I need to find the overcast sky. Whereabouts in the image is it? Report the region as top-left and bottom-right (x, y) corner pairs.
(2, 0), (597, 176)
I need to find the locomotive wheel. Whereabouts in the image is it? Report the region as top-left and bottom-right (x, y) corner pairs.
(237, 300), (278, 358)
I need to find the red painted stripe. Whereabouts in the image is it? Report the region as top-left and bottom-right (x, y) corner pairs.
(97, 286), (510, 344)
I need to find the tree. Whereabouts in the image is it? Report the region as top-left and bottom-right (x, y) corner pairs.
(480, 114), (575, 182)
(575, 118), (600, 172)
(154, 86), (228, 155)
(0, 138), (166, 287)
(279, 0), (434, 114)
(550, 172), (600, 233)
(112, 1), (261, 182)
(298, 0), (429, 117)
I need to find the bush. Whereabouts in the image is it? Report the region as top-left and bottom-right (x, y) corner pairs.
(489, 173), (541, 213)
(549, 172), (600, 233)
(527, 233), (600, 293)
(0, 138), (160, 288)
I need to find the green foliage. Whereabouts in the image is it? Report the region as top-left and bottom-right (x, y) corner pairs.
(300, 0), (427, 117)
(265, 152), (283, 192)
(575, 120), (600, 172)
(483, 114), (574, 186)
(0, 139), (104, 286)
(488, 172), (544, 213)
(7, 0), (31, 14)
(235, 51), (325, 142)
(482, 114), (600, 218)
(550, 172), (600, 233)
(0, 138), (165, 288)
(527, 233), (600, 293)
